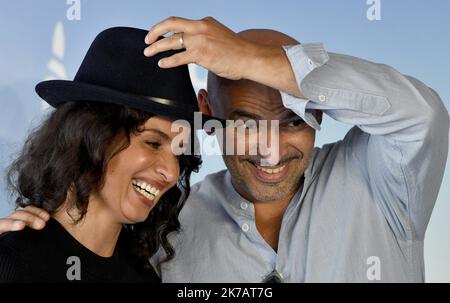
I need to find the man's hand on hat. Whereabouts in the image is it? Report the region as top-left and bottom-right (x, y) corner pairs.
(144, 16), (254, 81)
(143, 16), (302, 97)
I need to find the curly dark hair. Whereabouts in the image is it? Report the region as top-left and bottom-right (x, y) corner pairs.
(6, 101), (201, 271)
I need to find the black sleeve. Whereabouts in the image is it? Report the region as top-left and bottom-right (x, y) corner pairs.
(0, 243), (29, 283)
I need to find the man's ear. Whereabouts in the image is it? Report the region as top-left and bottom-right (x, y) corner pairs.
(315, 110), (323, 125)
(197, 89), (212, 116)
(198, 89), (216, 135)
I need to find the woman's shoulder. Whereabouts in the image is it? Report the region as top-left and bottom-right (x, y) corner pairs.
(0, 226), (48, 254)
(117, 227), (161, 283)
(0, 226), (52, 273)
(0, 232), (32, 282)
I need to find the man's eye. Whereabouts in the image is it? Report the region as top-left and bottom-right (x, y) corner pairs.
(287, 119), (305, 127)
(242, 120), (258, 129)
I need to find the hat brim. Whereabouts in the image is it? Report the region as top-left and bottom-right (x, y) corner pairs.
(36, 80), (226, 129)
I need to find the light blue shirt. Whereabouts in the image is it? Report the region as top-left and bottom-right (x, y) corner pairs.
(151, 44), (449, 282)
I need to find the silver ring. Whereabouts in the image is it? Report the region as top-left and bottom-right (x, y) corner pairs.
(179, 32), (185, 49)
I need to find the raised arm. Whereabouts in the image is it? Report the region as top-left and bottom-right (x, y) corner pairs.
(143, 16), (302, 97)
(281, 43), (449, 241)
(144, 16), (449, 241)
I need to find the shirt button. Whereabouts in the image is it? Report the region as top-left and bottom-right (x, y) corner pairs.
(241, 223), (250, 232)
(318, 95), (327, 102)
(240, 202), (248, 210)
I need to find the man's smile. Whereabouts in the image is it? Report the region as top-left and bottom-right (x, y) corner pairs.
(244, 159), (294, 183)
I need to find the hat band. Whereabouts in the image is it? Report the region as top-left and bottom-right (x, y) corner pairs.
(144, 95), (197, 112)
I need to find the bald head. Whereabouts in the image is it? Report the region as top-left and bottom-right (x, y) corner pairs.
(206, 29), (299, 115)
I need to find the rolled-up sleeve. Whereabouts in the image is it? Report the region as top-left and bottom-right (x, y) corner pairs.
(281, 43), (449, 240)
(280, 43), (329, 130)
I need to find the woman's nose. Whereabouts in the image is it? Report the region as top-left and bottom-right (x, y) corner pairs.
(154, 154), (179, 184)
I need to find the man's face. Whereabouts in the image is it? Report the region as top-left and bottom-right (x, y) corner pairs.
(207, 79), (318, 203)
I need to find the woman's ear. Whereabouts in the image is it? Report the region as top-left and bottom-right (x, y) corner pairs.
(197, 89), (212, 116)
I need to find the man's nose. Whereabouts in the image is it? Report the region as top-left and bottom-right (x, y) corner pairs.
(256, 123), (281, 167)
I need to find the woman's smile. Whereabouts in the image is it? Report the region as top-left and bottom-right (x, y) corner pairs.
(131, 179), (162, 207)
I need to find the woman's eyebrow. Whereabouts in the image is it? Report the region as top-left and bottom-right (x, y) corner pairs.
(141, 128), (171, 141)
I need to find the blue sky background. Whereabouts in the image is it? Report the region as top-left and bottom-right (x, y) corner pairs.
(0, 0), (448, 282)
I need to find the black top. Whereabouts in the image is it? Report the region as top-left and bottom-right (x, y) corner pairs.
(0, 218), (160, 283)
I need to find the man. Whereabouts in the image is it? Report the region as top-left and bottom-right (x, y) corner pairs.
(1, 17), (448, 282)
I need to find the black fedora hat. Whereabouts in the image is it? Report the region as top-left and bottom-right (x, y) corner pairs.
(36, 26), (224, 127)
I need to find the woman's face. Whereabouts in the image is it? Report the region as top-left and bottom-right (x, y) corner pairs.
(92, 116), (188, 224)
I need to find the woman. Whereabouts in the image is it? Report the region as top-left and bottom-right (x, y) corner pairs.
(0, 27), (220, 282)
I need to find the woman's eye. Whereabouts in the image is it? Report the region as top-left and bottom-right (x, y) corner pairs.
(146, 141), (161, 149)
(288, 119), (305, 127)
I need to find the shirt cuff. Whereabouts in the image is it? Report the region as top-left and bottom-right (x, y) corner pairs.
(280, 43), (330, 131)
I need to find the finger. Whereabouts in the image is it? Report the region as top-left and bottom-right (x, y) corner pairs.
(0, 219), (26, 234)
(8, 210), (47, 230)
(144, 33), (186, 57)
(158, 51), (193, 69)
(145, 16), (195, 45)
(22, 205), (50, 221)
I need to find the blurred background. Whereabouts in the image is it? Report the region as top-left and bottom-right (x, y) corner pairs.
(0, 0), (448, 282)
